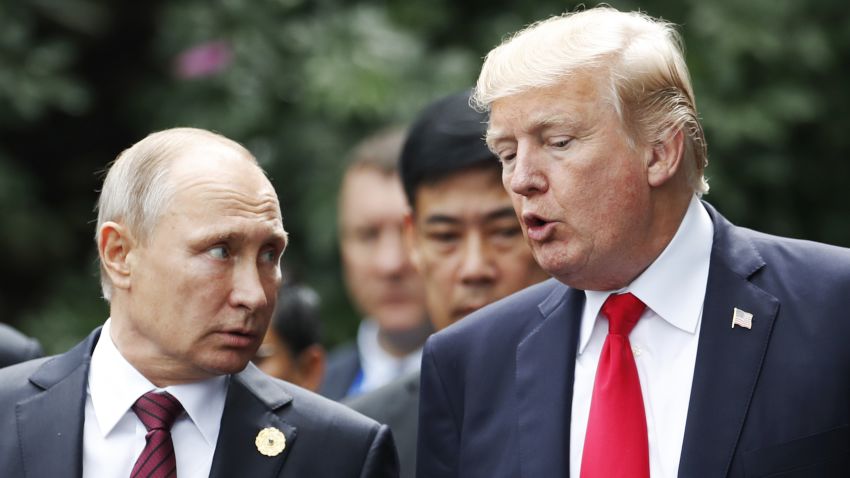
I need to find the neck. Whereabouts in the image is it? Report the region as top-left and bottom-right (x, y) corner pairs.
(377, 318), (433, 357)
(580, 190), (693, 292)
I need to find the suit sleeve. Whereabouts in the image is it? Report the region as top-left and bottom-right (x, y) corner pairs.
(416, 340), (459, 478)
(359, 423), (400, 478)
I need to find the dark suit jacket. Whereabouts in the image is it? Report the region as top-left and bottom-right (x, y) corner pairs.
(417, 204), (850, 478)
(320, 341), (362, 400)
(0, 328), (398, 478)
(0, 323), (43, 368)
(347, 370), (420, 478)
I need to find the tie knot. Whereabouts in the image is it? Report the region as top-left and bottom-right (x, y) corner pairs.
(601, 292), (646, 336)
(132, 391), (184, 432)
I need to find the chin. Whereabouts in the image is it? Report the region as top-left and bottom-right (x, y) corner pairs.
(377, 310), (426, 330)
(202, 353), (255, 376)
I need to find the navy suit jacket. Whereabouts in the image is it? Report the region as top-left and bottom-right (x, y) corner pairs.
(348, 370), (421, 478)
(320, 341), (362, 400)
(0, 328), (398, 478)
(417, 204), (850, 477)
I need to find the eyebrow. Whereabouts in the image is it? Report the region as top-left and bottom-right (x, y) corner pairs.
(486, 113), (581, 148)
(193, 229), (288, 248)
(423, 206), (517, 226)
(483, 207), (519, 222)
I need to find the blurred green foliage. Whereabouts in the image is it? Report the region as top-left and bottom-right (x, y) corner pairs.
(1, 0), (848, 353)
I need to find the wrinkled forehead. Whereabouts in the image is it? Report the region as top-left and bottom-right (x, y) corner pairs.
(168, 146), (281, 215)
(485, 74), (614, 140)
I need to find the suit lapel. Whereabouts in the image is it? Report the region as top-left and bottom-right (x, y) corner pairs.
(209, 364), (296, 478)
(678, 206), (779, 477)
(17, 329), (99, 478)
(515, 284), (584, 478)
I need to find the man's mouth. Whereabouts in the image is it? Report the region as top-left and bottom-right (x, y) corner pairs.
(522, 212), (556, 241)
(218, 328), (259, 348)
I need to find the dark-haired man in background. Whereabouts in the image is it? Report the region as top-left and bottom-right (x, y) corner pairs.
(347, 90), (548, 478)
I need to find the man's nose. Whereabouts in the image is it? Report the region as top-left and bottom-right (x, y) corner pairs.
(458, 232), (496, 285)
(374, 228), (410, 276)
(231, 260), (269, 311)
(507, 145), (548, 197)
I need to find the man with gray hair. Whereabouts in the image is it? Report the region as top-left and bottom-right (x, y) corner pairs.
(0, 127), (398, 477)
(417, 7), (850, 478)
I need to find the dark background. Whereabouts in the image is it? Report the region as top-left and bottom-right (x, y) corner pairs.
(2, 0), (848, 353)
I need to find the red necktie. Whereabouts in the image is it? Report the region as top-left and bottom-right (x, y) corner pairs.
(580, 292), (649, 478)
(131, 391), (184, 478)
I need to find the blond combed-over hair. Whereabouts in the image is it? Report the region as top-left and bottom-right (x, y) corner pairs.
(473, 6), (709, 195)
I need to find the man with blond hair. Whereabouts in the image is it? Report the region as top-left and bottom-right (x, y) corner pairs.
(0, 127), (398, 477)
(417, 7), (850, 478)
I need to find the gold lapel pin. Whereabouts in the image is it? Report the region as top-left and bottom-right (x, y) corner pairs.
(255, 427), (286, 457)
(731, 307), (753, 329)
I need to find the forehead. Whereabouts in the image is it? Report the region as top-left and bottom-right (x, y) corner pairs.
(163, 148), (285, 234)
(414, 167), (512, 222)
(486, 73), (611, 140)
(339, 168), (407, 225)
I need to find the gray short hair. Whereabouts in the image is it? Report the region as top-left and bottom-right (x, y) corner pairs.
(95, 127), (256, 300)
(473, 6), (709, 195)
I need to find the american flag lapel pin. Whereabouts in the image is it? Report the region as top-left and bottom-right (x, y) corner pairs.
(731, 307), (753, 329)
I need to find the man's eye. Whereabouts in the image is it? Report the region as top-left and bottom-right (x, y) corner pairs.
(495, 226), (522, 239)
(549, 138), (572, 149)
(427, 232), (460, 243)
(354, 228), (380, 243)
(260, 249), (279, 263)
(209, 246), (229, 259)
(498, 152), (516, 165)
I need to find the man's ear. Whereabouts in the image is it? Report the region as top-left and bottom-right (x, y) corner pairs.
(297, 344), (327, 393)
(98, 221), (136, 291)
(403, 212), (422, 272)
(647, 128), (685, 188)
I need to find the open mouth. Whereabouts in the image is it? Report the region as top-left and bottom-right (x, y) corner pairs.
(522, 212), (555, 241)
(523, 213), (547, 228)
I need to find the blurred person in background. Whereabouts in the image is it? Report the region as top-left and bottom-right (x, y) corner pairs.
(320, 127), (431, 401)
(0, 127), (397, 478)
(254, 283), (326, 392)
(0, 322), (43, 368)
(346, 90), (549, 478)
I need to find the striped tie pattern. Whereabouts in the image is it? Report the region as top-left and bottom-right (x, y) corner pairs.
(131, 391), (184, 478)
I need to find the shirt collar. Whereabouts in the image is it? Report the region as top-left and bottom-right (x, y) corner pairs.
(356, 319), (422, 382)
(578, 196), (714, 353)
(88, 319), (229, 446)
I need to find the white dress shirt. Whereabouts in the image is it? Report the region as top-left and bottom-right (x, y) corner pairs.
(83, 319), (228, 478)
(356, 319), (423, 394)
(570, 196), (714, 478)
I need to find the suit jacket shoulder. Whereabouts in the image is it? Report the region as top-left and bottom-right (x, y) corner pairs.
(418, 278), (581, 478)
(319, 341), (361, 400)
(682, 204), (850, 476)
(419, 203), (850, 478)
(211, 363), (399, 478)
(0, 323), (44, 368)
(346, 370), (420, 478)
(0, 329), (398, 478)
(0, 330), (95, 478)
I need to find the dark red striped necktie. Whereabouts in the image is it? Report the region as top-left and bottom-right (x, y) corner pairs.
(580, 292), (650, 478)
(131, 391), (184, 478)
